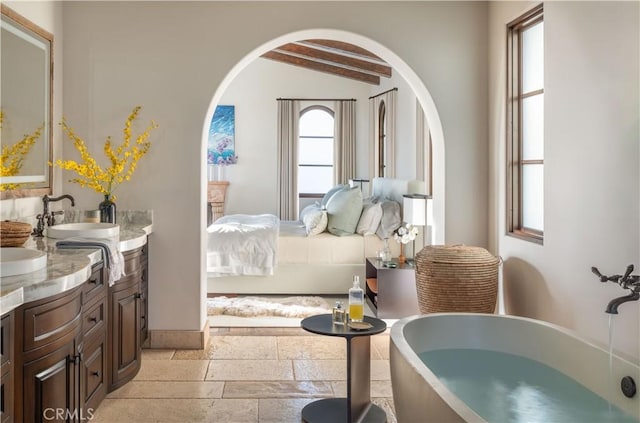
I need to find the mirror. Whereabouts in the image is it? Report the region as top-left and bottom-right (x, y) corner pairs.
(0, 5), (52, 199)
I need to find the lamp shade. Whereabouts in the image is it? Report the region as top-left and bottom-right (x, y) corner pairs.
(403, 194), (428, 226)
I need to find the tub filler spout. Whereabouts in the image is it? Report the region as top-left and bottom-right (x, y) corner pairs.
(606, 291), (640, 315)
(592, 264), (640, 314)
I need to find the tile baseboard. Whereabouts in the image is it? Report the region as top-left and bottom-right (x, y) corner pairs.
(147, 320), (210, 349)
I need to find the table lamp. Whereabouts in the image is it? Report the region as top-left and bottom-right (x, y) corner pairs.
(402, 194), (429, 263)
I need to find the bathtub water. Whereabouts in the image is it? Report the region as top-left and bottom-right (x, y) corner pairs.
(390, 313), (640, 423)
(420, 348), (637, 423)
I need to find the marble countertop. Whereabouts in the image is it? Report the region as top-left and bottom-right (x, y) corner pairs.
(1, 210), (153, 315)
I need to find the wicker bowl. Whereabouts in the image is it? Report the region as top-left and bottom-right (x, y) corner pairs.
(0, 220), (33, 247)
(414, 245), (499, 314)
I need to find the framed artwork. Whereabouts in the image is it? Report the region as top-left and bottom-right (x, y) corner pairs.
(207, 105), (236, 165)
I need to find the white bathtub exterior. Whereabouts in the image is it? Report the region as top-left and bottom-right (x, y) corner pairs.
(390, 313), (640, 423)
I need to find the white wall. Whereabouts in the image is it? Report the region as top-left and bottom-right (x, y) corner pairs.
(489, 2), (640, 358)
(0, 1), (64, 223)
(217, 58), (372, 216)
(61, 1), (489, 337)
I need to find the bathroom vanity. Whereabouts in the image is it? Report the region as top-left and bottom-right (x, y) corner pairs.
(0, 212), (152, 422)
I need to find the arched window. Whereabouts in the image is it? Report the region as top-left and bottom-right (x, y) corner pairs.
(378, 100), (387, 177)
(298, 106), (334, 200)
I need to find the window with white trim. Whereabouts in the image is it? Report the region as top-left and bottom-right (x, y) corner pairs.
(298, 106), (334, 200)
(507, 4), (544, 243)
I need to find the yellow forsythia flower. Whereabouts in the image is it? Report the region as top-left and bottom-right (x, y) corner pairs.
(52, 106), (157, 200)
(0, 111), (44, 191)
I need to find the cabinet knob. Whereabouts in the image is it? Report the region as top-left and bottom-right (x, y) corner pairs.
(135, 292), (145, 300)
(92, 371), (100, 377)
(89, 278), (99, 285)
(88, 316), (98, 323)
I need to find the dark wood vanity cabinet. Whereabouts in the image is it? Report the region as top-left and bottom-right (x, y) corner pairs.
(1, 240), (149, 422)
(108, 246), (144, 392)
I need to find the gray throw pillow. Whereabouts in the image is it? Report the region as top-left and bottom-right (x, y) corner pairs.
(326, 186), (363, 236)
(356, 200), (383, 236)
(376, 200), (402, 239)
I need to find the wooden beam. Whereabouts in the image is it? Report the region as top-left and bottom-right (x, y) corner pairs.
(276, 43), (392, 78)
(261, 51), (380, 85)
(304, 39), (384, 61)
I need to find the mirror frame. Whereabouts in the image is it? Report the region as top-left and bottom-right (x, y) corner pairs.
(0, 4), (53, 200)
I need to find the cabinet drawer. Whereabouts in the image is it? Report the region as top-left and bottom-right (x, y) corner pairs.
(83, 298), (106, 341)
(22, 288), (82, 352)
(83, 334), (106, 411)
(83, 263), (106, 305)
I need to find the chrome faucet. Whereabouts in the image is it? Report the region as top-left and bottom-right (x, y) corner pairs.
(32, 194), (75, 237)
(592, 264), (640, 314)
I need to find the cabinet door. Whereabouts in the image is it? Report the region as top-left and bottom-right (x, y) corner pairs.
(22, 339), (80, 423)
(109, 282), (141, 391)
(1, 313), (13, 423)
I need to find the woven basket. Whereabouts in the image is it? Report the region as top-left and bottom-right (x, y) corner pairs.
(0, 220), (32, 247)
(414, 245), (499, 314)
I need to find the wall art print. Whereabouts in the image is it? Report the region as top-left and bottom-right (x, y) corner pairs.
(207, 105), (237, 165)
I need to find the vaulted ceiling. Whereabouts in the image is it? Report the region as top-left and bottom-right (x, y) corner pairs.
(261, 39), (392, 85)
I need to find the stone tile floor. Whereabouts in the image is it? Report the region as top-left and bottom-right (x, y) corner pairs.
(91, 327), (396, 422)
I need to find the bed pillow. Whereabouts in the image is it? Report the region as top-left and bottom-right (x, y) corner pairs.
(356, 200), (383, 236)
(326, 186), (363, 236)
(301, 203), (328, 236)
(320, 184), (348, 209)
(376, 200), (402, 239)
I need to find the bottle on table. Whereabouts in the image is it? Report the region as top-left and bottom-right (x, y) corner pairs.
(348, 275), (364, 322)
(332, 301), (347, 326)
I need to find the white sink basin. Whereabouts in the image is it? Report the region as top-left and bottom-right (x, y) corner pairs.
(0, 248), (47, 277)
(46, 223), (119, 239)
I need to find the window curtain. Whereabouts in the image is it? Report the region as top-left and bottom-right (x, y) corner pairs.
(276, 99), (300, 220)
(333, 100), (356, 184)
(369, 89), (397, 178)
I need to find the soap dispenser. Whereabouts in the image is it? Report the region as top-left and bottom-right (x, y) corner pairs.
(348, 275), (364, 322)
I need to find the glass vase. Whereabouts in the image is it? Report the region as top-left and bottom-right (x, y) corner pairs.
(381, 238), (392, 263)
(99, 194), (116, 223)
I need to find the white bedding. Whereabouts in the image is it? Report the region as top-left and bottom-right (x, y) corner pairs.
(207, 214), (279, 277)
(207, 178), (423, 294)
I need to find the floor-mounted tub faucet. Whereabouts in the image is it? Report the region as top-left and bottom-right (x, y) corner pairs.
(592, 264), (640, 314)
(32, 194), (75, 236)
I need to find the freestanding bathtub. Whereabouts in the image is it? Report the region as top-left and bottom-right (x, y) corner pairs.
(390, 313), (640, 423)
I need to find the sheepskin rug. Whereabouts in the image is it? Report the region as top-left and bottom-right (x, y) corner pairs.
(207, 296), (332, 318)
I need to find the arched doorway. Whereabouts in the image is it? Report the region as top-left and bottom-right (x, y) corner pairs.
(201, 29), (446, 246)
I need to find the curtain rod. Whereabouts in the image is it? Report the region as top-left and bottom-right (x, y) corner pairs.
(276, 98), (356, 101)
(369, 87), (398, 99)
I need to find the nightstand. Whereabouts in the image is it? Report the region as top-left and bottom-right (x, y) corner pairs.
(365, 257), (420, 319)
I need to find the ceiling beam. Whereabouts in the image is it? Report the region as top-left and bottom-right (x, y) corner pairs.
(262, 51), (380, 85)
(304, 39), (384, 62)
(275, 43), (392, 78)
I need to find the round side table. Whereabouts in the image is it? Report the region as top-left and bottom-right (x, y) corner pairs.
(300, 314), (387, 423)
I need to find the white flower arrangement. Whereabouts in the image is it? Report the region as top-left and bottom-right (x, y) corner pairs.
(393, 223), (419, 245)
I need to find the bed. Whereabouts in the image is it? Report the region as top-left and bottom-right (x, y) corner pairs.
(207, 177), (425, 295)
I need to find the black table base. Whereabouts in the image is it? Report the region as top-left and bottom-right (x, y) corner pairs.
(301, 398), (387, 423)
